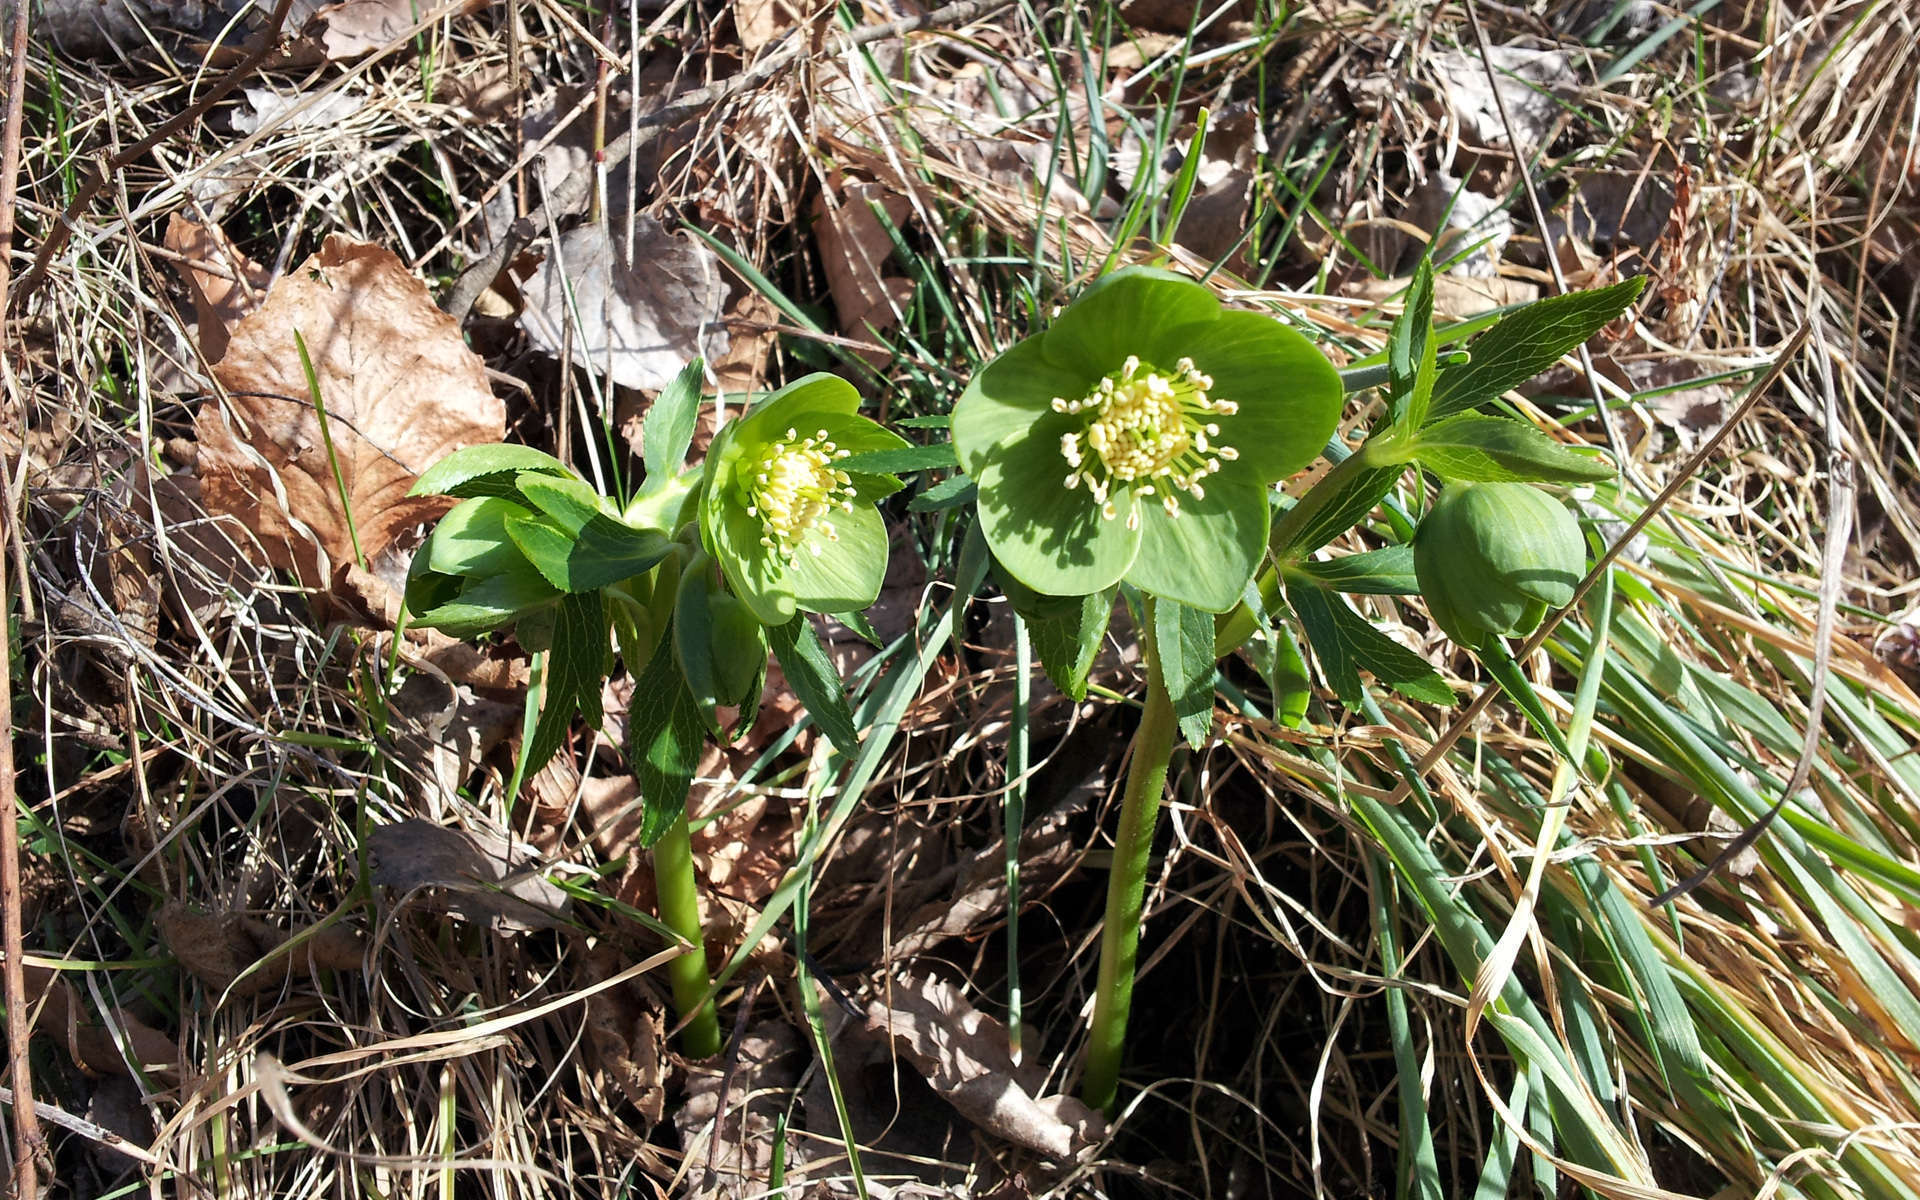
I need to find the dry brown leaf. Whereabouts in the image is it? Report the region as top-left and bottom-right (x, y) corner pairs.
(676, 1021), (807, 1197)
(733, 0), (828, 51)
(1427, 46), (1577, 154)
(308, 0), (480, 59)
(25, 966), (180, 1081)
(812, 174), (913, 355)
(585, 982), (667, 1126)
(521, 219), (731, 391)
(369, 818), (571, 931)
(164, 214), (271, 364)
(867, 976), (1106, 1161)
(339, 564), (531, 693)
(154, 902), (366, 998)
(195, 236), (503, 589)
(1345, 273), (1539, 320)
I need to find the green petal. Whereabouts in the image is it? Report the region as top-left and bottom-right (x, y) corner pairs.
(1123, 471), (1269, 612)
(427, 496), (529, 578)
(783, 503), (889, 613)
(708, 496), (797, 627)
(952, 336), (1089, 478)
(1184, 310), (1343, 484)
(975, 419), (1140, 598)
(1041, 267), (1220, 381)
(737, 373), (862, 443)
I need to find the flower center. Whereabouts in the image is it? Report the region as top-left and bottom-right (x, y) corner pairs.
(1052, 355), (1239, 527)
(744, 428), (856, 560)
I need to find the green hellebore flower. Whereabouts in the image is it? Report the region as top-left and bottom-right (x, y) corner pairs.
(951, 267), (1343, 613)
(1413, 481), (1586, 648)
(701, 373), (909, 626)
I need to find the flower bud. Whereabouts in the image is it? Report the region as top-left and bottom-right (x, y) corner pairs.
(1413, 482), (1585, 648)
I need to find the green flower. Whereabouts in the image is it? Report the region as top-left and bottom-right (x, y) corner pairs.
(1413, 482), (1586, 648)
(701, 374), (908, 625)
(951, 267), (1343, 612)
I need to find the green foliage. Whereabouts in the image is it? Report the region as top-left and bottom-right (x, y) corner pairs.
(1407, 414), (1614, 484)
(1427, 277), (1647, 421)
(1289, 582), (1453, 706)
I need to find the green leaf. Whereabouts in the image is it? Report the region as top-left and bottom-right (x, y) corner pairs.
(505, 510), (671, 594)
(673, 564), (723, 735)
(1154, 598), (1218, 747)
(836, 442), (958, 474)
(1274, 463), (1408, 559)
(517, 473), (604, 536)
(521, 591), (607, 778)
(1389, 258), (1438, 430)
(411, 444), (576, 498)
(411, 565), (560, 637)
(627, 632), (707, 848)
(1290, 545), (1419, 595)
(642, 358), (704, 488)
(1004, 578), (1112, 703)
(1410, 414), (1614, 484)
(1248, 618), (1311, 729)
(1428, 277), (1647, 420)
(906, 474), (976, 513)
(426, 496), (528, 578)
(1290, 583), (1452, 706)
(767, 614), (860, 757)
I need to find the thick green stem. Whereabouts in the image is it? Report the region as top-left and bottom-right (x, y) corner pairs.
(653, 807), (722, 1057)
(1082, 602), (1178, 1115)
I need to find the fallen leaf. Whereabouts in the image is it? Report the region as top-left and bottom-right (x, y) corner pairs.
(676, 1021), (807, 1197)
(164, 214), (271, 364)
(1428, 46), (1577, 155)
(889, 791), (1088, 959)
(228, 85), (367, 134)
(369, 817), (571, 931)
(521, 218), (731, 392)
(812, 172), (914, 356)
(1345, 273), (1539, 320)
(733, 0), (827, 52)
(25, 966), (180, 1081)
(306, 0), (478, 59)
(867, 976), (1105, 1161)
(195, 236), (504, 588)
(154, 902), (366, 998)
(583, 956), (668, 1126)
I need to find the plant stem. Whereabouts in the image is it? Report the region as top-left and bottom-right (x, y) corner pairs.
(652, 807), (722, 1057)
(1082, 599), (1178, 1115)
(613, 601), (720, 1058)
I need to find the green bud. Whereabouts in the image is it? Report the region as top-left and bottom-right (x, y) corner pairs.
(708, 591), (769, 706)
(1413, 482), (1585, 648)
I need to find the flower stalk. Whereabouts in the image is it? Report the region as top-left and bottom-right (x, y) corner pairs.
(1082, 599), (1178, 1115)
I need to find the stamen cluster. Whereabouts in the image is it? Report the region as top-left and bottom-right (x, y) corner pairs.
(1052, 356), (1240, 527)
(746, 428), (856, 560)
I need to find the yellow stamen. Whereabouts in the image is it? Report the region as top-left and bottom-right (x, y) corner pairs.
(748, 429), (857, 561)
(1053, 355), (1237, 522)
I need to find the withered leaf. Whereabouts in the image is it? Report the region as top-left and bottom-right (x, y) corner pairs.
(164, 214), (271, 364)
(195, 237), (504, 588)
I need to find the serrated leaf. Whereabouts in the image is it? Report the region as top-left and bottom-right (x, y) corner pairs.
(1154, 598), (1218, 747)
(1291, 545), (1420, 595)
(906, 474), (976, 513)
(411, 565), (559, 637)
(1276, 462), (1408, 559)
(837, 442), (959, 474)
(1410, 414), (1614, 484)
(627, 632), (706, 848)
(1428, 278), (1647, 420)
(1290, 582), (1453, 706)
(642, 358), (704, 488)
(505, 509), (670, 594)
(411, 444), (576, 498)
(1240, 579), (1311, 729)
(521, 591), (607, 778)
(674, 564), (723, 735)
(1390, 258), (1439, 430)
(517, 472), (604, 536)
(503, 510), (577, 591)
(1009, 582), (1112, 703)
(768, 614), (860, 757)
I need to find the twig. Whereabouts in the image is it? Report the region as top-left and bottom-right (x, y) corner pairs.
(439, 0), (1015, 323)
(0, 0), (41, 1188)
(5, 0), (299, 316)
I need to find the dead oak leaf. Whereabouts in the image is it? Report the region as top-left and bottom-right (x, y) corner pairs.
(164, 214), (271, 364)
(195, 237), (504, 589)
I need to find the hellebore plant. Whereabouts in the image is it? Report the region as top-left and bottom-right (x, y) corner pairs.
(954, 267), (1345, 1111)
(405, 365), (901, 1058)
(942, 259), (1645, 1116)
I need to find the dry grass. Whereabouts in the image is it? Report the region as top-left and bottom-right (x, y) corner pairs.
(4, 1), (1919, 1197)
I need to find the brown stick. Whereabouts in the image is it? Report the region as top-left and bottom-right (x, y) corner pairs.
(0, 0), (41, 1190)
(440, 0), (1014, 322)
(5, 0), (298, 316)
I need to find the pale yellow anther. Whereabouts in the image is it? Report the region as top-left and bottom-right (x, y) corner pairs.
(1052, 355), (1239, 521)
(748, 428), (858, 562)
